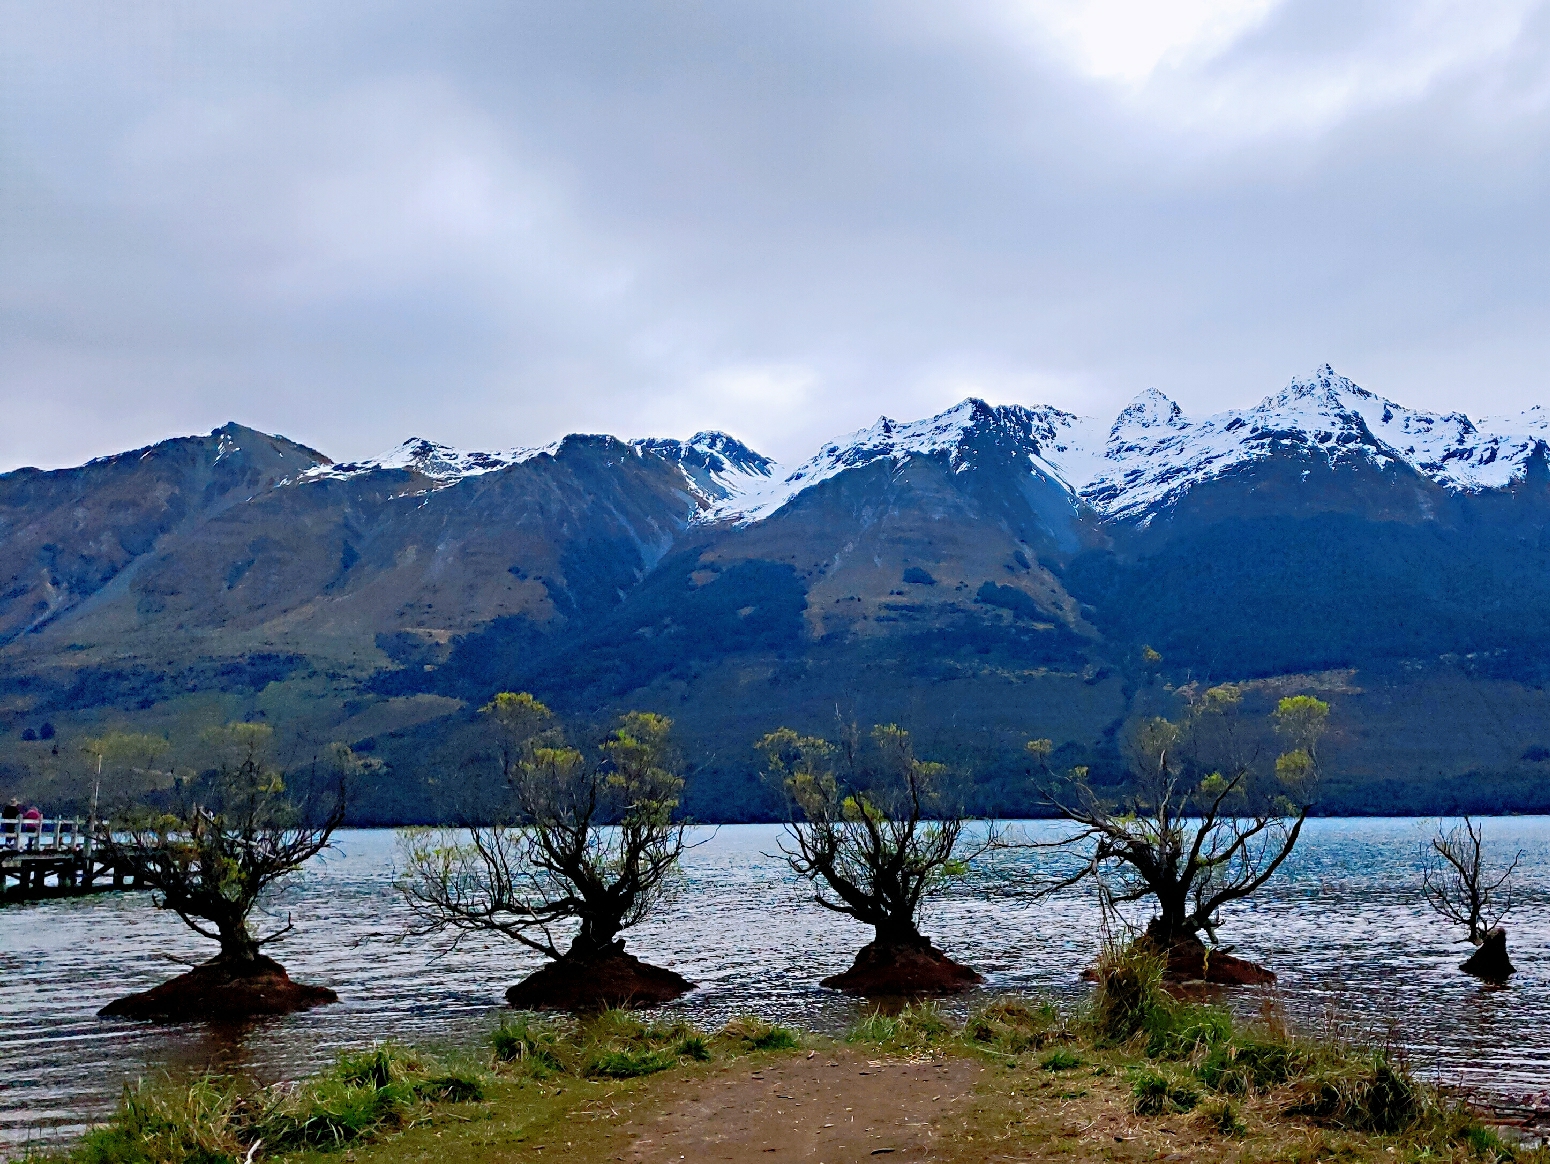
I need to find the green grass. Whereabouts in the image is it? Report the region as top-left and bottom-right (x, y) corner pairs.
(846, 1003), (951, 1053)
(963, 998), (1065, 1055)
(70, 1078), (242, 1164)
(1090, 940), (1167, 1045)
(58, 1043), (481, 1164)
(1286, 1054), (1423, 1133)
(1085, 940), (1431, 1139)
(584, 1049), (677, 1079)
(40, 1010), (818, 1164)
(1130, 1066), (1201, 1115)
(1461, 1123), (1518, 1160)
(1199, 1097), (1247, 1138)
(1040, 1049), (1083, 1072)
(491, 1009), (724, 1080)
(723, 1015), (800, 1052)
(1197, 1037), (1302, 1094)
(676, 1034), (712, 1061)
(490, 1017), (564, 1074)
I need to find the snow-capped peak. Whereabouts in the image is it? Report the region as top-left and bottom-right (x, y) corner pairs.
(279, 366), (1550, 527)
(298, 437), (555, 487)
(709, 366), (1550, 527)
(1111, 387), (1189, 436)
(1075, 365), (1550, 519)
(630, 431), (779, 506)
(705, 398), (1096, 524)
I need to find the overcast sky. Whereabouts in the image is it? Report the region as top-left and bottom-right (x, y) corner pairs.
(3, 0), (1549, 471)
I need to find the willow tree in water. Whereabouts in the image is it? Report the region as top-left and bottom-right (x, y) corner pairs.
(1422, 816), (1523, 981)
(757, 722), (994, 994)
(98, 724), (354, 1019)
(1031, 689), (1328, 983)
(398, 694), (692, 1010)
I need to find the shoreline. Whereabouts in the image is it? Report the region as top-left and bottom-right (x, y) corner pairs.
(13, 996), (1550, 1163)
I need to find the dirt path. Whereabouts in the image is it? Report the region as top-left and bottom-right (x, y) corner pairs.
(617, 1049), (984, 1163)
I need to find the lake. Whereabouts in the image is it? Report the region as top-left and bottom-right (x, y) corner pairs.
(3, 818), (1548, 1147)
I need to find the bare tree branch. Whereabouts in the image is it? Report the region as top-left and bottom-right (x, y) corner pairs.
(756, 722), (998, 949)
(1421, 816), (1523, 945)
(101, 727), (352, 966)
(1024, 689), (1328, 952)
(397, 698), (688, 965)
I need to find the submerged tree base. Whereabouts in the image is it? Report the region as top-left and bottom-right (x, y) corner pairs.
(99, 954), (338, 1021)
(1159, 935), (1276, 986)
(1460, 928), (1514, 981)
(505, 943), (693, 1012)
(821, 938), (983, 996)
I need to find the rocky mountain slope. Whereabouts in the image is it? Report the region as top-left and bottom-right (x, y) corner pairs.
(5, 367), (1550, 821)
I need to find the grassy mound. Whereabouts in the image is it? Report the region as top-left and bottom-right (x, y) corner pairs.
(63, 1044), (485, 1164)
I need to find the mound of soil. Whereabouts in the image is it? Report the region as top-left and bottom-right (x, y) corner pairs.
(506, 943), (693, 1012)
(99, 955), (338, 1021)
(1461, 928), (1514, 981)
(1162, 935), (1276, 986)
(820, 938), (983, 996)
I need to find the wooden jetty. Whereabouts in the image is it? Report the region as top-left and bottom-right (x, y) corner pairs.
(1, 816), (142, 903)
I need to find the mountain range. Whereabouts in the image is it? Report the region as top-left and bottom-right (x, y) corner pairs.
(5, 365), (1550, 821)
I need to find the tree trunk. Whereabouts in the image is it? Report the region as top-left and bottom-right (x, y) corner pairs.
(217, 918), (261, 967)
(1143, 890), (1194, 950)
(566, 913), (625, 961)
(1460, 928), (1514, 981)
(873, 916), (926, 950)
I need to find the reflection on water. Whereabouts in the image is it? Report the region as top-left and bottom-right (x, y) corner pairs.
(2, 818), (1548, 1146)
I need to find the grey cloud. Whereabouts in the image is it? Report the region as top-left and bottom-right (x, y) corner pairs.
(3, 0), (1549, 472)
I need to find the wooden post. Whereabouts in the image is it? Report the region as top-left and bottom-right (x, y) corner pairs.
(85, 762), (101, 870)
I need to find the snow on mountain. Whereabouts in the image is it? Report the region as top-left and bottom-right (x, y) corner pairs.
(294, 429), (780, 512)
(630, 431), (779, 507)
(298, 437), (558, 488)
(286, 366), (1549, 522)
(707, 366), (1550, 527)
(705, 398), (1104, 524)
(1083, 365), (1550, 520)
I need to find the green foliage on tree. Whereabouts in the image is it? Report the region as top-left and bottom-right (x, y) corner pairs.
(399, 696), (687, 963)
(756, 722), (994, 950)
(103, 724), (355, 965)
(1032, 688), (1331, 950)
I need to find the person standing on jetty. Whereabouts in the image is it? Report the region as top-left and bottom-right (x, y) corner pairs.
(19, 805), (42, 850)
(1, 799), (18, 849)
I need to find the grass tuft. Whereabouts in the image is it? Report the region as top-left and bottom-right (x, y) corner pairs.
(72, 1079), (242, 1164)
(491, 1017), (564, 1074)
(585, 1049), (677, 1079)
(846, 1003), (951, 1053)
(677, 1035), (712, 1062)
(414, 1072), (485, 1104)
(1461, 1123), (1518, 1160)
(1199, 1098), (1247, 1137)
(1287, 1054), (1422, 1133)
(724, 1015), (800, 1052)
(1198, 1037), (1301, 1094)
(1040, 1049), (1082, 1072)
(964, 998), (1064, 1055)
(60, 1042), (490, 1164)
(1130, 1067), (1200, 1116)
(1143, 1003), (1232, 1060)
(1091, 941), (1167, 1045)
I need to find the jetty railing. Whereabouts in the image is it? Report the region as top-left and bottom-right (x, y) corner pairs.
(1, 815), (87, 853)
(1, 818), (143, 902)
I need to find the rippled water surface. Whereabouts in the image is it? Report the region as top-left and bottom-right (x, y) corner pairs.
(3, 819), (1548, 1146)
